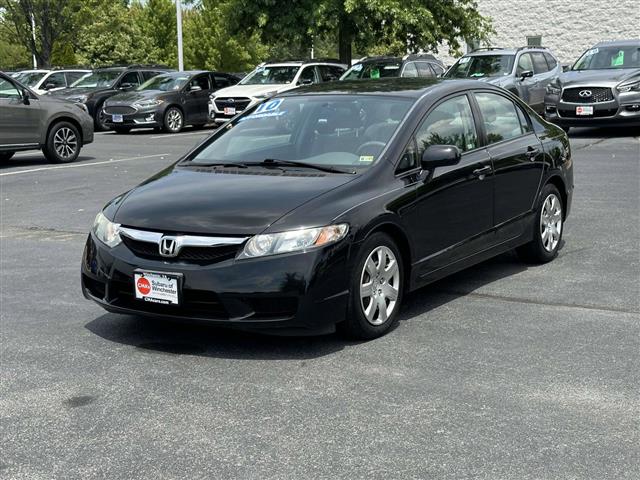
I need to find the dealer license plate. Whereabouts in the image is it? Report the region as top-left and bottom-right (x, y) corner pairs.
(112, 114), (123, 123)
(576, 106), (594, 116)
(134, 271), (180, 305)
(224, 107), (236, 115)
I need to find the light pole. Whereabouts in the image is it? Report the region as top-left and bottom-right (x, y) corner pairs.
(31, 12), (37, 68)
(176, 0), (184, 71)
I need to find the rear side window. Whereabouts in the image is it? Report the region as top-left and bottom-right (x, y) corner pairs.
(544, 53), (558, 70)
(431, 63), (445, 76)
(142, 71), (162, 81)
(415, 95), (478, 154)
(475, 92), (526, 144)
(402, 62), (418, 78)
(416, 62), (435, 77)
(531, 52), (549, 73)
(65, 72), (86, 84)
(516, 53), (534, 75)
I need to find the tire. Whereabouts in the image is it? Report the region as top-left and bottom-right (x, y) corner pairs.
(114, 127), (131, 134)
(163, 107), (183, 133)
(94, 103), (109, 132)
(340, 232), (404, 340)
(42, 121), (81, 163)
(516, 183), (564, 263)
(0, 151), (15, 161)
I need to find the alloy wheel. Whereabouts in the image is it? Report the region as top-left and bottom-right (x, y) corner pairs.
(167, 109), (183, 132)
(53, 127), (78, 160)
(359, 246), (400, 325)
(540, 193), (562, 252)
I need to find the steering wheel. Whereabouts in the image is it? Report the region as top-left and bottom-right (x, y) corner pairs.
(356, 141), (386, 157)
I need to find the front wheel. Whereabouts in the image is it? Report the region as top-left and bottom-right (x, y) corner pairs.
(516, 183), (564, 263)
(340, 232), (404, 340)
(42, 121), (81, 163)
(0, 151), (15, 161)
(94, 104), (109, 131)
(163, 107), (183, 133)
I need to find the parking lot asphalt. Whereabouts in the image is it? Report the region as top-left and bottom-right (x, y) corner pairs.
(1, 125), (639, 479)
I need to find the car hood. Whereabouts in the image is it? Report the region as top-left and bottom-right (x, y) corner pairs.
(558, 68), (640, 86)
(113, 166), (356, 235)
(104, 90), (166, 106)
(213, 83), (295, 98)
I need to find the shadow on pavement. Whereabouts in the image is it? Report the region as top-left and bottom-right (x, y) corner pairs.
(0, 154), (94, 170)
(567, 126), (640, 139)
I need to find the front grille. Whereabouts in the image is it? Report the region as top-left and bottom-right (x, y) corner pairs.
(558, 107), (618, 118)
(103, 106), (137, 115)
(214, 97), (251, 112)
(108, 272), (229, 319)
(122, 237), (240, 264)
(562, 87), (614, 103)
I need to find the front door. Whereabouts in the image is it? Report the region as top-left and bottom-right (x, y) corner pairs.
(0, 76), (41, 146)
(404, 94), (495, 277)
(184, 74), (211, 122)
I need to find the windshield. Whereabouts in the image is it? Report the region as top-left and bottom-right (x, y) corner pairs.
(239, 66), (300, 85)
(71, 71), (121, 88)
(445, 55), (515, 78)
(14, 71), (47, 87)
(138, 74), (190, 91)
(340, 61), (402, 80)
(573, 46), (640, 70)
(187, 95), (412, 170)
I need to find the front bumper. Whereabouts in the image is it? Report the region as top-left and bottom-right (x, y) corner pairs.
(544, 89), (640, 127)
(208, 98), (257, 124)
(81, 233), (352, 335)
(103, 107), (162, 129)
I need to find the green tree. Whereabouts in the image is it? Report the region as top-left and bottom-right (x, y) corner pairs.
(230, 0), (493, 64)
(0, 20), (30, 68)
(133, 0), (177, 67)
(50, 39), (76, 66)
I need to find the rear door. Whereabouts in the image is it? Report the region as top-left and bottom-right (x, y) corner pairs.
(530, 52), (553, 109)
(0, 76), (41, 146)
(472, 91), (544, 239)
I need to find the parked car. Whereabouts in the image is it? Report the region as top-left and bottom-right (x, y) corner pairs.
(208, 59), (347, 124)
(82, 78), (573, 340)
(443, 47), (562, 114)
(52, 65), (172, 131)
(102, 71), (240, 133)
(10, 68), (90, 95)
(340, 54), (445, 80)
(0, 72), (93, 163)
(544, 39), (640, 132)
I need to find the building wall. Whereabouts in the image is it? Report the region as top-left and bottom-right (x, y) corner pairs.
(437, 0), (640, 65)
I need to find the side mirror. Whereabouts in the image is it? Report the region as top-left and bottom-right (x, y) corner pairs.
(44, 82), (57, 90)
(298, 78), (313, 86)
(519, 70), (534, 80)
(21, 88), (31, 105)
(562, 64), (570, 73)
(421, 145), (461, 169)
(120, 83), (135, 91)
(189, 85), (202, 92)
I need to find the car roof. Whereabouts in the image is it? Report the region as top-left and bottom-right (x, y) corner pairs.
(280, 78), (483, 98)
(593, 39), (640, 48)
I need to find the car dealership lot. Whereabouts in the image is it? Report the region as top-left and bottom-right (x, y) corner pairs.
(1, 127), (639, 478)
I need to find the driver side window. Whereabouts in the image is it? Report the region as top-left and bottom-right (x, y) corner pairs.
(414, 95), (478, 156)
(0, 78), (21, 98)
(517, 54), (534, 76)
(120, 71), (140, 87)
(298, 67), (317, 85)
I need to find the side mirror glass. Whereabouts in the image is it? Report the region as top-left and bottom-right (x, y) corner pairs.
(421, 145), (461, 169)
(120, 83), (135, 90)
(189, 85), (202, 92)
(519, 70), (534, 80)
(562, 64), (570, 72)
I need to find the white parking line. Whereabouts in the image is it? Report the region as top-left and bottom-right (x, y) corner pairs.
(150, 130), (212, 140)
(0, 153), (171, 177)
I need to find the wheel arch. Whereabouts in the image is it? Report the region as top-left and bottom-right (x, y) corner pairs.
(360, 220), (413, 291)
(44, 116), (84, 146)
(544, 174), (568, 219)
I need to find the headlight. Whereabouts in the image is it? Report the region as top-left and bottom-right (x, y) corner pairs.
(617, 80), (640, 93)
(239, 224), (349, 259)
(93, 212), (121, 248)
(133, 99), (164, 109)
(74, 103), (88, 113)
(67, 94), (88, 103)
(546, 83), (562, 95)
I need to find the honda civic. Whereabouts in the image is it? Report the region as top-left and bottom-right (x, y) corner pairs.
(82, 79), (573, 339)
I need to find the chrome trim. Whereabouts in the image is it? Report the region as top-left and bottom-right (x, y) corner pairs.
(119, 227), (247, 248)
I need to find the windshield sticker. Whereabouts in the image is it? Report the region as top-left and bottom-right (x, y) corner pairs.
(254, 98), (284, 114)
(459, 57), (471, 64)
(238, 111), (287, 123)
(611, 50), (624, 66)
(352, 63), (363, 71)
(383, 65), (400, 70)
(370, 68), (380, 79)
(586, 48), (599, 56)
(359, 155), (374, 163)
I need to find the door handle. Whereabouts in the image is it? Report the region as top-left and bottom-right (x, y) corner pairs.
(472, 166), (492, 178)
(526, 146), (540, 160)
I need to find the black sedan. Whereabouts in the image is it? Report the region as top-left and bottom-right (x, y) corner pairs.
(82, 79), (573, 339)
(102, 71), (239, 133)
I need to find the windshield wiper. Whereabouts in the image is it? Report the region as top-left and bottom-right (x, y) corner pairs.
(180, 162), (248, 168)
(248, 158), (355, 174)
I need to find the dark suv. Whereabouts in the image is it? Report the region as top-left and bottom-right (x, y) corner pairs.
(52, 65), (172, 130)
(0, 72), (93, 163)
(341, 54), (445, 80)
(443, 47), (562, 114)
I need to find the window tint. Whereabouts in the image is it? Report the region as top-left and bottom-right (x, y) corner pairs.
(516, 106), (532, 133)
(318, 65), (344, 82)
(397, 139), (418, 173)
(416, 62), (435, 77)
(120, 71), (140, 87)
(531, 52), (549, 73)
(0, 78), (21, 98)
(402, 62), (418, 78)
(65, 72), (86, 84)
(517, 53), (534, 75)
(190, 75), (210, 90)
(214, 75), (232, 88)
(431, 63), (445, 76)
(415, 95), (478, 154)
(299, 66), (317, 84)
(475, 92), (526, 144)
(142, 71), (162, 81)
(44, 72), (66, 88)
(544, 53), (557, 70)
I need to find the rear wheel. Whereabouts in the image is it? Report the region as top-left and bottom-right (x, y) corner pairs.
(163, 107), (183, 133)
(43, 121), (81, 163)
(340, 232), (404, 340)
(0, 151), (15, 161)
(517, 183), (563, 263)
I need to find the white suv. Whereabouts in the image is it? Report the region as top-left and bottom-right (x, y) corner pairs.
(11, 69), (90, 95)
(208, 60), (346, 124)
